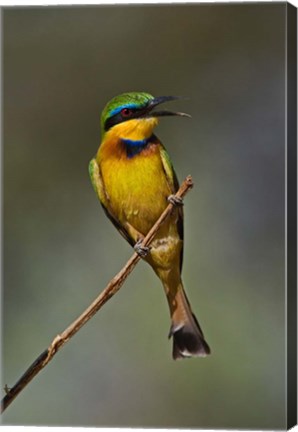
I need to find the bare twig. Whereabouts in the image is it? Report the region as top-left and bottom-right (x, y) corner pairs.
(1, 176), (194, 413)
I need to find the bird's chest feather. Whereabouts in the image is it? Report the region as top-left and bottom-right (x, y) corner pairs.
(100, 143), (171, 230)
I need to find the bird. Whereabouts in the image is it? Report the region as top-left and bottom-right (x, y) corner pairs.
(89, 92), (210, 359)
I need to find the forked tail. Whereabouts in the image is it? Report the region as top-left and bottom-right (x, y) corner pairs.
(167, 284), (211, 360)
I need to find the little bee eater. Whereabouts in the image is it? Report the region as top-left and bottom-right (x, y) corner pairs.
(89, 92), (210, 359)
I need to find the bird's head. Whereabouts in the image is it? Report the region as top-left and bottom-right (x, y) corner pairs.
(100, 92), (190, 141)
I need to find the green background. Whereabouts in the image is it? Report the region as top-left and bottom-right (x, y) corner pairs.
(3, 3), (286, 429)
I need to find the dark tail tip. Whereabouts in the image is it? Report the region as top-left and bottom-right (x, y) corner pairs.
(170, 322), (211, 360)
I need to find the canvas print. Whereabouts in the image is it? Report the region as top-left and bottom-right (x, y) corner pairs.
(1, 2), (297, 430)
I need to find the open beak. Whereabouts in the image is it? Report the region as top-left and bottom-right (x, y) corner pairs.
(143, 96), (191, 118)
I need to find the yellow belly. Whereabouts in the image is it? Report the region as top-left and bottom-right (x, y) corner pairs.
(100, 150), (171, 236)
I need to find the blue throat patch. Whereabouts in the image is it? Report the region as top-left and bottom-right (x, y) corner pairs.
(121, 136), (151, 158)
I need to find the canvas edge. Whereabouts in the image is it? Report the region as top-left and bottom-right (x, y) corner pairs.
(286, 2), (298, 429)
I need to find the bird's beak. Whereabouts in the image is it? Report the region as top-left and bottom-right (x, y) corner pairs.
(144, 96), (191, 118)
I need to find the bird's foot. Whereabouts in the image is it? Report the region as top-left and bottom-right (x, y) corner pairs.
(134, 239), (150, 258)
(168, 195), (184, 207)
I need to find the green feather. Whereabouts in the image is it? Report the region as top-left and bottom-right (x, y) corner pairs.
(100, 92), (154, 135)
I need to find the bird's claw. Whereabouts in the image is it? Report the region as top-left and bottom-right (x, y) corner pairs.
(168, 195), (184, 207)
(134, 239), (150, 258)
(4, 384), (11, 394)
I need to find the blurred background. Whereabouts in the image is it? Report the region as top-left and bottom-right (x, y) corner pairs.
(2, 3), (286, 429)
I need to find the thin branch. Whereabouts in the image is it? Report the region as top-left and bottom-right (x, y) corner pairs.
(1, 175), (194, 413)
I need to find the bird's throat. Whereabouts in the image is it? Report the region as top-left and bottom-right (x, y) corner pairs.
(98, 118), (159, 161)
(106, 117), (159, 141)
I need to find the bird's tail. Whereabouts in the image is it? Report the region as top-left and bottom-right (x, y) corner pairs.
(165, 280), (211, 360)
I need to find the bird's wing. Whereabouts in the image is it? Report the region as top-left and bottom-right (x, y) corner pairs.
(89, 158), (135, 247)
(159, 143), (184, 271)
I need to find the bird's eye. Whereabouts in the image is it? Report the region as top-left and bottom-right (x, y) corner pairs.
(121, 108), (133, 117)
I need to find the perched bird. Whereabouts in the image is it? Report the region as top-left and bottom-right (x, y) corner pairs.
(89, 92), (210, 359)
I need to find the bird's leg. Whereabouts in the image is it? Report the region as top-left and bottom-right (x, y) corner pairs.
(124, 221), (151, 258)
(134, 238), (150, 258)
(167, 195), (184, 207)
